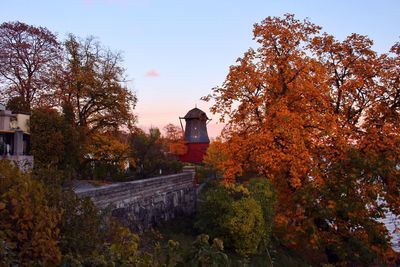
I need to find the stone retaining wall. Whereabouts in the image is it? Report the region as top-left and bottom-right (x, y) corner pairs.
(75, 171), (197, 231)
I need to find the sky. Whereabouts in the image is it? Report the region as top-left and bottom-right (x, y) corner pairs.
(1, 0), (399, 137)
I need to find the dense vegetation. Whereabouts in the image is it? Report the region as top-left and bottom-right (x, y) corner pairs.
(1, 14), (399, 266)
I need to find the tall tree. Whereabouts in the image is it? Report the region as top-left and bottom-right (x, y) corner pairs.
(204, 14), (399, 265)
(30, 107), (65, 172)
(311, 32), (380, 137)
(0, 21), (62, 110)
(58, 34), (136, 133)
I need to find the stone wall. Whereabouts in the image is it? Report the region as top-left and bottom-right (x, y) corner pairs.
(75, 170), (197, 231)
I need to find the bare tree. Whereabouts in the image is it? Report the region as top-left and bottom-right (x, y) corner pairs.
(0, 21), (62, 110)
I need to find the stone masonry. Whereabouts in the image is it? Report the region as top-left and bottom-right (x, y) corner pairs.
(75, 170), (197, 232)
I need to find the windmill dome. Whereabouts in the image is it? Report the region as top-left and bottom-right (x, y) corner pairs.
(183, 107), (209, 120)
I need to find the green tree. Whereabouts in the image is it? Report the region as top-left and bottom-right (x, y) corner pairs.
(130, 127), (182, 179)
(196, 181), (275, 255)
(30, 107), (64, 174)
(61, 102), (81, 181)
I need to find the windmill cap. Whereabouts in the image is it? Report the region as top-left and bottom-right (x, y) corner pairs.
(183, 107), (209, 120)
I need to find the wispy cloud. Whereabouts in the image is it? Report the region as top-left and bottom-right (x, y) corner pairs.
(145, 69), (160, 77)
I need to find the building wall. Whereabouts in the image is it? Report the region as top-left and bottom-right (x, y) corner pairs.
(15, 114), (30, 132)
(0, 110), (13, 131)
(75, 171), (197, 232)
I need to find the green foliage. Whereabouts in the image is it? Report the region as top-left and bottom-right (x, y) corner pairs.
(309, 151), (398, 265)
(140, 239), (182, 267)
(225, 198), (265, 255)
(58, 190), (141, 266)
(196, 179), (275, 255)
(61, 102), (81, 181)
(195, 183), (233, 238)
(30, 105), (83, 182)
(130, 128), (182, 179)
(138, 234), (229, 267)
(247, 178), (275, 247)
(183, 234), (229, 267)
(30, 107), (65, 172)
(0, 160), (61, 266)
(104, 221), (140, 265)
(59, 191), (105, 257)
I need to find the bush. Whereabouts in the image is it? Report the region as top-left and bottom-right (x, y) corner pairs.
(59, 190), (140, 266)
(196, 179), (275, 255)
(224, 198), (265, 255)
(0, 160), (61, 266)
(184, 234), (229, 267)
(59, 191), (106, 257)
(247, 178), (275, 246)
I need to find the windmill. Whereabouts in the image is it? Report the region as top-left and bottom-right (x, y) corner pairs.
(178, 107), (210, 163)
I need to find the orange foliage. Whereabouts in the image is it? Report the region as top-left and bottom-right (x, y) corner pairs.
(203, 138), (228, 178)
(204, 14), (399, 265)
(164, 123), (187, 156)
(85, 132), (131, 169)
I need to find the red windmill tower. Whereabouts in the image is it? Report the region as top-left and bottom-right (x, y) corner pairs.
(178, 107), (210, 163)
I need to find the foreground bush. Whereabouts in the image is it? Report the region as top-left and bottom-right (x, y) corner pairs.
(59, 191), (140, 266)
(196, 179), (275, 255)
(0, 160), (61, 266)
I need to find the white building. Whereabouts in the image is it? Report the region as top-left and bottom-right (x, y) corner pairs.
(0, 104), (33, 171)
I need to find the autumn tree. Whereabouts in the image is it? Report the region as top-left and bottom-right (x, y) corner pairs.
(83, 132), (131, 180)
(0, 21), (62, 110)
(204, 14), (399, 265)
(203, 137), (227, 179)
(58, 34), (136, 134)
(163, 123), (187, 156)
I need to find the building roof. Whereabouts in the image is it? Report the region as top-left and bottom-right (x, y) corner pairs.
(183, 107), (209, 120)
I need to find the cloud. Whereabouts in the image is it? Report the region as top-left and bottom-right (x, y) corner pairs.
(145, 69), (160, 77)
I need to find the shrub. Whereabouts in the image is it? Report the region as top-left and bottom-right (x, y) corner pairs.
(59, 191), (106, 257)
(59, 190), (140, 266)
(0, 160), (61, 266)
(224, 198), (265, 255)
(247, 178), (275, 246)
(196, 179), (275, 255)
(184, 234), (229, 267)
